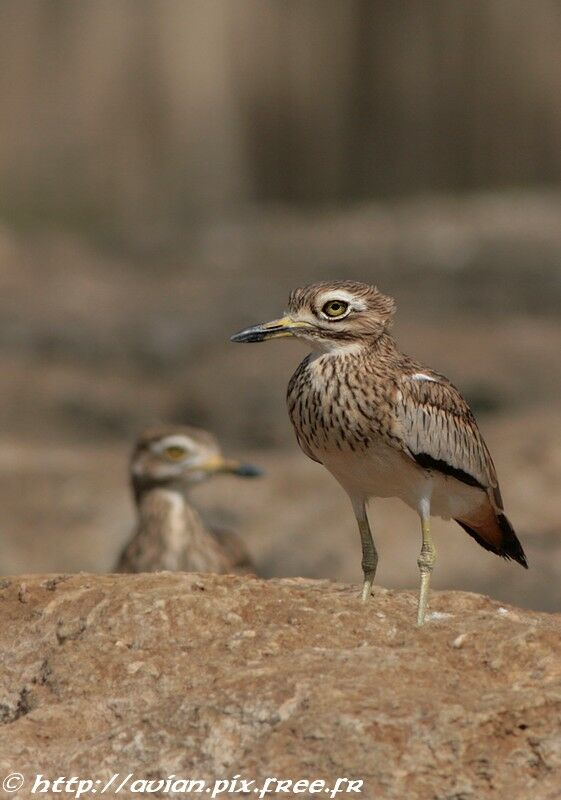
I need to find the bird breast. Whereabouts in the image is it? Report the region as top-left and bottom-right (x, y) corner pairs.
(287, 352), (397, 457)
(286, 350), (487, 517)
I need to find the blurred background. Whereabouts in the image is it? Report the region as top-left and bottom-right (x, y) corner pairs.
(0, 0), (560, 609)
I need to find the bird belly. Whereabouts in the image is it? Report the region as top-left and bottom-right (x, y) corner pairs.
(320, 439), (424, 506)
(320, 441), (487, 520)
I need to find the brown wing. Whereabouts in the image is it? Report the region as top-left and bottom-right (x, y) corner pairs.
(211, 526), (256, 575)
(115, 524), (167, 573)
(396, 371), (527, 567)
(396, 372), (502, 508)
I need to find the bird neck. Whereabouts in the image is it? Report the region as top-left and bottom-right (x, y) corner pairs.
(364, 330), (400, 360)
(313, 330), (399, 363)
(136, 485), (186, 515)
(137, 488), (205, 569)
(135, 486), (200, 547)
(132, 476), (189, 505)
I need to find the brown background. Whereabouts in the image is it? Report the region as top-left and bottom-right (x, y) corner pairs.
(0, 1), (559, 611)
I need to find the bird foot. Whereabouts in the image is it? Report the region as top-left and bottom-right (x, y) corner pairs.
(416, 568), (432, 626)
(361, 578), (374, 602)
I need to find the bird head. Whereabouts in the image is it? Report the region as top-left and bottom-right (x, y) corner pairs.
(130, 425), (262, 496)
(231, 281), (396, 352)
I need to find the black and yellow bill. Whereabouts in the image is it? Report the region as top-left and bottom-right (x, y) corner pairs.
(231, 316), (309, 343)
(200, 455), (263, 478)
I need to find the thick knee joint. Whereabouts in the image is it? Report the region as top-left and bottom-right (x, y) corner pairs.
(417, 550), (435, 573)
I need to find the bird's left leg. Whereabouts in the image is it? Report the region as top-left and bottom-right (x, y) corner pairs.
(352, 497), (378, 602)
(417, 496), (436, 626)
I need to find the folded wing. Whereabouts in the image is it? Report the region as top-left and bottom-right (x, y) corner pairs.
(396, 371), (527, 567)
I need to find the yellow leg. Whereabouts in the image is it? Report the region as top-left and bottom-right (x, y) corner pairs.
(417, 512), (436, 626)
(353, 500), (378, 602)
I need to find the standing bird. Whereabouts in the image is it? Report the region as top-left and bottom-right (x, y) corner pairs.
(116, 425), (261, 575)
(231, 281), (527, 625)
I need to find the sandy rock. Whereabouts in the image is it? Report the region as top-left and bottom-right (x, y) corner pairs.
(0, 573), (560, 799)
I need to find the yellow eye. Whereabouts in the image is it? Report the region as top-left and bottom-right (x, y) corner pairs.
(165, 445), (187, 461)
(322, 299), (349, 318)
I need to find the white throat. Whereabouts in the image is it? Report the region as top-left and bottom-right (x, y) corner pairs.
(305, 338), (365, 356)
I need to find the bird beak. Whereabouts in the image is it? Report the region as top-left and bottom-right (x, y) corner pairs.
(201, 456), (263, 478)
(230, 316), (310, 343)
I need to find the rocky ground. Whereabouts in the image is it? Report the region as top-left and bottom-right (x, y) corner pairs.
(0, 193), (560, 798)
(0, 573), (560, 800)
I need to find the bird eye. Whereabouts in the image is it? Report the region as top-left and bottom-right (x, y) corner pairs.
(164, 445), (187, 460)
(322, 299), (349, 318)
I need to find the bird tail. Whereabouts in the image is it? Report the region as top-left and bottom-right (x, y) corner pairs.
(455, 510), (528, 568)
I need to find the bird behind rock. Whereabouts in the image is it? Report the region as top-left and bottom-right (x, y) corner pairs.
(116, 425), (261, 575)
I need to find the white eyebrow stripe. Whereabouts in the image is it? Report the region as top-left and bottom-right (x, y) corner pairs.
(317, 290), (368, 310)
(154, 435), (195, 453)
(410, 373), (438, 383)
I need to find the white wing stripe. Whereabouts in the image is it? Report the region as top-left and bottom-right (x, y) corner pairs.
(410, 373), (438, 382)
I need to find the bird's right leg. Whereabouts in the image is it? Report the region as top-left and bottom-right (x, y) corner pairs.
(352, 498), (378, 602)
(416, 497), (435, 627)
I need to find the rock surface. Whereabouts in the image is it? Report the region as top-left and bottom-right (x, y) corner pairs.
(0, 573), (560, 800)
